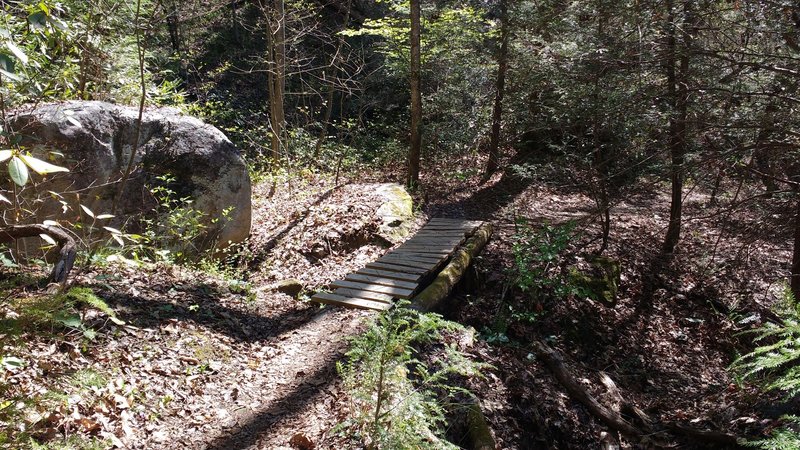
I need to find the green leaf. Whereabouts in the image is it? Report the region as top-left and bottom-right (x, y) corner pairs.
(0, 54), (19, 81)
(5, 42), (27, 65)
(0, 193), (9, 204)
(103, 226), (122, 234)
(0, 356), (24, 371)
(56, 314), (82, 329)
(8, 156), (28, 186)
(28, 12), (47, 30)
(0, 150), (11, 162)
(82, 328), (97, 340)
(95, 214), (114, 220)
(19, 153), (69, 175)
(0, 252), (16, 268)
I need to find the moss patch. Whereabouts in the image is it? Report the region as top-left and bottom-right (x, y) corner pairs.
(569, 255), (621, 307)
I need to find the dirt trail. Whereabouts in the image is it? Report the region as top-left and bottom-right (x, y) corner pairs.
(204, 307), (367, 450)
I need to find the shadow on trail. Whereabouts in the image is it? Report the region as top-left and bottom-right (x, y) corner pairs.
(428, 156), (540, 221)
(100, 282), (327, 343)
(205, 356), (339, 450)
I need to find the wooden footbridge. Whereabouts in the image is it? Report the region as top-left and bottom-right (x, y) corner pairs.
(310, 218), (490, 311)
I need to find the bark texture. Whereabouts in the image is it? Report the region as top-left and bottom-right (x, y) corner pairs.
(408, 0), (422, 187)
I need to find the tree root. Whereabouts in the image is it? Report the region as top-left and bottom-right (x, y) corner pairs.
(0, 224), (77, 283)
(530, 339), (747, 448)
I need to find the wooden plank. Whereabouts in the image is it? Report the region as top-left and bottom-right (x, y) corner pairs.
(345, 273), (418, 290)
(331, 280), (415, 298)
(398, 245), (456, 253)
(414, 232), (468, 238)
(391, 249), (452, 255)
(421, 226), (477, 232)
(428, 219), (481, 226)
(388, 249), (447, 257)
(365, 261), (429, 274)
(310, 292), (391, 311)
(403, 237), (465, 246)
(383, 253), (443, 263)
(375, 257), (437, 271)
(428, 218), (482, 224)
(356, 268), (421, 282)
(405, 236), (464, 242)
(397, 244), (456, 250)
(334, 287), (394, 303)
(387, 249), (446, 258)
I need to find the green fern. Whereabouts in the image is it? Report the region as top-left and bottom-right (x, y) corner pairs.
(732, 288), (800, 449)
(337, 301), (485, 449)
(742, 416), (800, 450)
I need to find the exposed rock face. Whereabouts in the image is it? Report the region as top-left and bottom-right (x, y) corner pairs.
(8, 101), (251, 252)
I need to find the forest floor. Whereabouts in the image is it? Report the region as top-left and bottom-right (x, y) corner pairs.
(0, 151), (791, 449)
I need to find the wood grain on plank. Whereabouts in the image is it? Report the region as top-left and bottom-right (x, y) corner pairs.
(310, 292), (391, 311)
(394, 247), (454, 254)
(404, 236), (464, 243)
(356, 268), (421, 282)
(383, 254), (443, 264)
(331, 280), (415, 298)
(364, 261), (429, 274)
(375, 257), (437, 270)
(334, 287), (394, 303)
(414, 232), (468, 238)
(345, 273), (418, 290)
(383, 250), (440, 262)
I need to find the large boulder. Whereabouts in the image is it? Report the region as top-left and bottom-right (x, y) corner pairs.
(374, 183), (414, 244)
(7, 101), (251, 254)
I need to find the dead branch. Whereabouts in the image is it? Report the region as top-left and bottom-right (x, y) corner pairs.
(0, 224), (77, 282)
(530, 339), (748, 448)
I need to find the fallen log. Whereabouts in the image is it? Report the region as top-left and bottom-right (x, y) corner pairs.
(0, 224), (77, 282)
(412, 222), (492, 312)
(530, 339), (748, 449)
(529, 340), (649, 442)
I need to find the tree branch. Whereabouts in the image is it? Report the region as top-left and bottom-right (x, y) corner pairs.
(0, 224), (77, 282)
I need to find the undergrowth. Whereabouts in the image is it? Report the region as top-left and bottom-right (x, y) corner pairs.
(732, 287), (800, 449)
(337, 302), (485, 449)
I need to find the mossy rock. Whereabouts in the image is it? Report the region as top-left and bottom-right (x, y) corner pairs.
(375, 183), (414, 244)
(569, 255), (621, 307)
(276, 279), (304, 298)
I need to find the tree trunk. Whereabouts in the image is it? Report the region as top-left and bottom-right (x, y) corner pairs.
(232, 0), (241, 45)
(483, 0), (508, 180)
(754, 102), (779, 196)
(264, 0), (286, 163)
(662, 0), (693, 254)
(792, 196), (800, 301)
(408, 0), (422, 188)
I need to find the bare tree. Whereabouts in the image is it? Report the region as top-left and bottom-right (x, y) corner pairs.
(408, 0), (422, 187)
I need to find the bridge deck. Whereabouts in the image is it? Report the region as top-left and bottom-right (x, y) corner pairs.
(310, 218), (484, 310)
